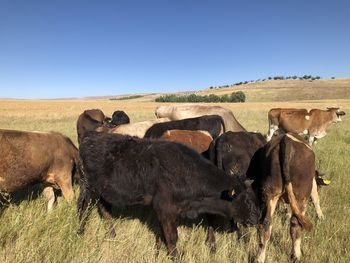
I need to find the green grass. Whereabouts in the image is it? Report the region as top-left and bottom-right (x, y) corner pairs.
(0, 99), (349, 262)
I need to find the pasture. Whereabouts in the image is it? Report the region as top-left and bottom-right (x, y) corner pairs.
(0, 99), (349, 262)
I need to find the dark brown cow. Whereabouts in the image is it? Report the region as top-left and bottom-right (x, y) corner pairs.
(76, 109), (110, 144)
(244, 133), (316, 262)
(209, 131), (266, 180)
(267, 107), (345, 144)
(0, 129), (78, 211)
(160, 130), (213, 153)
(144, 115), (225, 140)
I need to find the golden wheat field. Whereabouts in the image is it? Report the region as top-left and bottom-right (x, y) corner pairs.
(0, 96), (349, 262)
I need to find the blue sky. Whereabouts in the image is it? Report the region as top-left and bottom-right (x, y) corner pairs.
(1, 0), (349, 99)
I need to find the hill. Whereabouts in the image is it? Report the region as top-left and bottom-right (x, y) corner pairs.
(198, 78), (350, 102)
(105, 78), (350, 103)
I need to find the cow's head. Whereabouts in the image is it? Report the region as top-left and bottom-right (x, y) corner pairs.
(230, 186), (261, 226)
(327, 107), (346, 122)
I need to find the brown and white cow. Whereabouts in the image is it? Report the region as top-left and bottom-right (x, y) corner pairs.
(0, 129), (78, 211)
(160, 130), (213, 154)
(155, 104), (246, 132)
(243, 133), (317, 262)
(266, 107), (345, 145)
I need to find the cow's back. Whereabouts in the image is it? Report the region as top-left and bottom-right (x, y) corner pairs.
(278, 109), (310, 133)
(80, 132), (232, 206)
(161, 130), (213, 153)
(155, 105), (245, 132)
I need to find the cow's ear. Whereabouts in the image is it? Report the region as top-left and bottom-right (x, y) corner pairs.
(337, 110), (346, 116)
(84, 110), (105, 123)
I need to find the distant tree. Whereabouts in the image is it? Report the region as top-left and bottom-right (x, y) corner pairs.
(331, 77), (335, 79)
(292, 75), (298, 80)
(231, 91), (246, 102)
(315, 76), (321, 80)
(268, 77), (272, 80)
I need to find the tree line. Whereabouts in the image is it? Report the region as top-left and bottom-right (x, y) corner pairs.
(155, 91), (246, 103)
(209, 74), (329, 89)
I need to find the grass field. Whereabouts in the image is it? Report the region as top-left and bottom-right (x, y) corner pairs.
(0, 98), (349, 262)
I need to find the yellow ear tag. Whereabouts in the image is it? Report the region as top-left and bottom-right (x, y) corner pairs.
(322, 179), (331, 185)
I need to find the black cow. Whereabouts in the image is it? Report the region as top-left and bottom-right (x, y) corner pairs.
(77, 132), (260, 257)
(205, 131), (266, 250)
(144, 115), (225, 139)
(209, 131), (266, 181)
(110, 110), (130, 126)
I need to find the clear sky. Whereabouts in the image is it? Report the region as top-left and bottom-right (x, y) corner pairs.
(1, 0), (349, 99)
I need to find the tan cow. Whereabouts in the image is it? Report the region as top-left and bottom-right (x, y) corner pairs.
(0, 129), (78, 211)
(160, 130), (213, 153)
(266, 107), (345, 144)
(155, 104), (246, 132)
(96, 118), (170, 138)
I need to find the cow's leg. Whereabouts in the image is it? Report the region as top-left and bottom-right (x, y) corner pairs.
(311, 178), (324, 219)
(56, 174), (75, 202)
(154, 205), (179, 258)
(256, 195), (279, 263)
(43, 185), (55, 211)
(290, 201), (308, 260)
(97, 198), (116, 238)
(205, 214), (217, 253)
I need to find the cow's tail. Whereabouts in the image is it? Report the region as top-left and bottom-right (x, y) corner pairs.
(280, 136), (313, 231)
(64, 136), (81, 182)
(77, 160), (92, 221)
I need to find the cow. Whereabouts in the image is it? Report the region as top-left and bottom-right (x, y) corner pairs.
(144, 115), (225, 140)
(208, 131), (266, 181)
(0, 129), (78, 211)
(241, 133), (317, 262)
(155, 105), (246, 132)
(205, 131), (266, 250)
(266, 107), (345, 145)
(77, 132), (260, 257)
(110, 110), (130, 126)
(76, 109), (111, 144)
(96, 117), (171, 138)
(160, 130), (213, 154)
(77, 109), (170, 139)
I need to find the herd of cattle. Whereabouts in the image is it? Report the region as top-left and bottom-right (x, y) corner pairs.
(0, 104), (345, 262)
